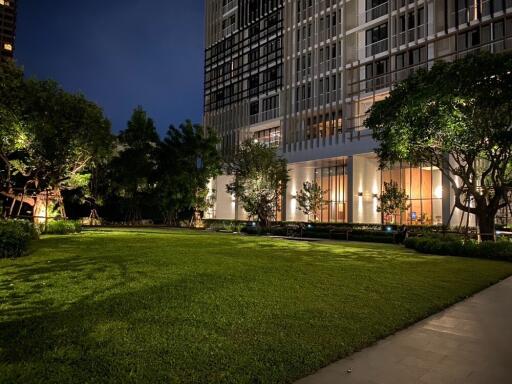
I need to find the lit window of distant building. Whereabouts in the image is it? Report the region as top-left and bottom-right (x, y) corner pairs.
(3, 43), (12, 51)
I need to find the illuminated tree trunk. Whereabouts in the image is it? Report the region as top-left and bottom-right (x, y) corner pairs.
(476, 209), (496, 242)
(33, 195), (47, 225)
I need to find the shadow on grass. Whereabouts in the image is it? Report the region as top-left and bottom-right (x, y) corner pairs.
(0, 270), (255, 383)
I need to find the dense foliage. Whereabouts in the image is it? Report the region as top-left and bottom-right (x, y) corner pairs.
(99, 107), (160, 222)
(405, 235), (512, 261)
(0, 61), (113, 220)
(295, 181), (325, 222)
(0, 220), (38, 258)
(0, 62), (222, 226)
(158, 121), (222, 225)
(98, 115), (222, 225)
(366, 52), (512, 241)
(43, 220), (82, 235)
(227, 140), (289, 230)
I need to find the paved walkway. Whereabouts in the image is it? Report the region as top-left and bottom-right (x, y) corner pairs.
(296, 276), (512, 384)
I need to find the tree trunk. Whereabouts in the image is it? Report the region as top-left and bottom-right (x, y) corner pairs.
(476, 210), (496, 242)
(258, 213), (270, 233)
(33, 195), (48, 225)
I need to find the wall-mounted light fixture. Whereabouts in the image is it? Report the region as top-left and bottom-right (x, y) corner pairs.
(434, 186), (443, 199)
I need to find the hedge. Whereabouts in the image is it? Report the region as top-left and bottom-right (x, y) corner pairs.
(0, 220), (39, 258)
(404, 236), (512, 262)
(203, 219), (447, 233)
(43, 220), (82, 235)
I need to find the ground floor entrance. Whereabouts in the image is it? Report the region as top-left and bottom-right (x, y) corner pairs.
(209, 153), (484, 227)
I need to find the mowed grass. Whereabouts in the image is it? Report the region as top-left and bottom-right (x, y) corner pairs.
(1, 230), (511, 384)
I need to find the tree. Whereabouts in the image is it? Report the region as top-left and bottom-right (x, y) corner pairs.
(0, 62), (113, 221)
(158, 121), (222, 225)
(295, 181), (325, 222)
(104, 107), (160, 222)
(366, 52), (512, 241)
(226, 140), (289, 230)
(377, 181), (410, 224)
(0, 62), (27, 192)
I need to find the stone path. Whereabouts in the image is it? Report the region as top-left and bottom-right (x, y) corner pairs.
(296, 276), (512, 384)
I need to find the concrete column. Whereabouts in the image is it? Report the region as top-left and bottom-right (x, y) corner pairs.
(442, 164), (453, 227)
(347, 156), (354, 223)
(281, 187), (287, 222)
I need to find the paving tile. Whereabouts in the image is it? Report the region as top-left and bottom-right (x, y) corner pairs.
(295, 276), (512, 384)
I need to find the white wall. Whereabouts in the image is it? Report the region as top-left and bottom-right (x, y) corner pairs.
(352, 155), (381, 224)
(211, 174), (237, 220)
(285, 163), (316, 222)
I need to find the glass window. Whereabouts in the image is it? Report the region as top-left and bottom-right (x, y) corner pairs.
(382, 163), (443, 225)
(315, 163), (348, 222)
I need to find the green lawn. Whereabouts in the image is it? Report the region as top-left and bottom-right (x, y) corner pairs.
(1, 229), (511, 383)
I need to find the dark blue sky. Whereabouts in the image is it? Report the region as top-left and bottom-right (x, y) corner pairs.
(15, 0), (205, 135)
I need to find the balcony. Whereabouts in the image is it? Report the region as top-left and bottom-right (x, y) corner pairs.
(364, 74), (391, 93)
(362, 2), (389, 23)
(395, 24), (429, 46)
(364, 38), (388, 57)
(330, 58), (337, 70)
(295, 98), (312, 113)
(452, 5), (477, 25)
(222, 1), (237, 16)
(223, 24), (236, 37)
(249, 108), (280, 125)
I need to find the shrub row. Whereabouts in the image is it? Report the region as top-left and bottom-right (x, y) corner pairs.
(243, 223), (397, 244)
(404, 236), (512, 262)
(43, 220), (82, 235)
(204, 220), (246, 233)
(0, 220), (39, 259)
(203, 219), (447, 233)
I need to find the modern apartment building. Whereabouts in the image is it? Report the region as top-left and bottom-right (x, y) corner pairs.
(0, 0), (16, 60)
(204, 0), (512, 225)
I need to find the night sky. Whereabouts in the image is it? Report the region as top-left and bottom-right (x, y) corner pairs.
(15, 0), (205, 136)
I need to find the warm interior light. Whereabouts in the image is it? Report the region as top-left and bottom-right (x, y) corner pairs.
(3, 43), (12, 52)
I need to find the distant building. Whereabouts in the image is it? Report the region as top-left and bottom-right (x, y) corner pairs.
(0, 0), (16, 60)
(204, 0), (512, 225)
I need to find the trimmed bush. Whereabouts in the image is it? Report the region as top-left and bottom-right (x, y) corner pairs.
(204, 219), (449, 244)
(404, 236), (512, 262)
(43, 220), (82, 235)
(0, 220), (39, 258)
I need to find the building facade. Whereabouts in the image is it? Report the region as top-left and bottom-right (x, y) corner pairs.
(0, 0), (16, 60)
(204, 0), (512, 225)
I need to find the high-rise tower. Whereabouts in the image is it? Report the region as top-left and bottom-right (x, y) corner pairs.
(0, 0), (16, 60)
(205, 0), (512, 225)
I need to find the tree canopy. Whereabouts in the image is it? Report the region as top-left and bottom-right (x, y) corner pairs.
(227, 140), (289, 230)
(377, 181), (410, 224)
(103, 107), (160, 222)
(366, 52), (512, 240)
(158, 121), (222, 225)
(295, 181), (325, 222)
(0, 61), (113, 220)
